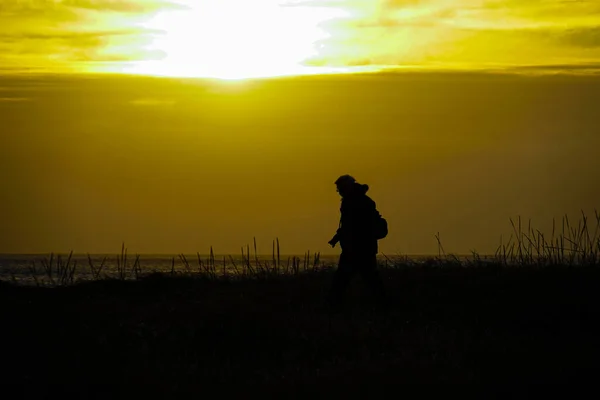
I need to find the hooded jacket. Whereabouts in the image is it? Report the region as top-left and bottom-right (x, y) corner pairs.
(334, 183), (381, 255)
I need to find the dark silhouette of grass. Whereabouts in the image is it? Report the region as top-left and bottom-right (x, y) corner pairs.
(1, 212), (599, 394)
(12, 211), (598, 288)
(1, 265), (599, 395)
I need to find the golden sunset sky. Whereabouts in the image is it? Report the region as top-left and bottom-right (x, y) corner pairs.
(1, 1), (599, 256)
(2, 0), (600, 77)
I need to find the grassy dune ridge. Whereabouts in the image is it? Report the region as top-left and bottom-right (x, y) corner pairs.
(1, 265), (599, 393)
(4, 210), (599, 286)
(1, 213), (599, 392)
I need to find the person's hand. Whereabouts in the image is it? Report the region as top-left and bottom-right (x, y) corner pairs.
(328, 238), (338, 248)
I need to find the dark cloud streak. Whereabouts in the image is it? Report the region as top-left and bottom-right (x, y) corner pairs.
(0, 0), (186, 15)
(560, 26), (600, 48)
(0, 29), (164, 42)
(457, 24), (600, 49)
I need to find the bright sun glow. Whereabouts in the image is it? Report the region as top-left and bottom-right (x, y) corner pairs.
(120, 0), (353, 79)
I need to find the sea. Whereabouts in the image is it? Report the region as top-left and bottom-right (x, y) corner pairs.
(0, 253), (495, 286)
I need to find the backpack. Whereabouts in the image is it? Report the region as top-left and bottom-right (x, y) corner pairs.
(374, 215), (388, 240)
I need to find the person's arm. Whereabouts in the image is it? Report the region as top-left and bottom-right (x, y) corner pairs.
(329, 234), (339, 247)
(329, 218), (342, 247)
(329, 203), (344, 247)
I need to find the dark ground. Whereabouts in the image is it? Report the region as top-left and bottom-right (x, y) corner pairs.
(1, 265), (598, 395)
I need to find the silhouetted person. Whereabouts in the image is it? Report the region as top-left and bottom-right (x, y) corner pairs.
(328, 175), (388, 309)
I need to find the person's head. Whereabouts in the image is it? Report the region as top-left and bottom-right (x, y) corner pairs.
(335, 174), (356, 197)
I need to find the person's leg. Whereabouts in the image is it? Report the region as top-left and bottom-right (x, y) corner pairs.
(329, 252), (355, 307)
(358, 254), (388, 307)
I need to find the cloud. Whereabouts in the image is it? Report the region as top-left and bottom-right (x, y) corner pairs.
(0, 0), (185, 69)
(0, 29), (162, 43)
(64, 0), (188, 13)
(505, 62), (600, 75)
(302, 0), (600, 68)
(0, 28), (165, 65)
(0, 0), (185, 15)
(451, 24), (600, 56)
(0, 1), (170, 66)
(559, 26), (600, 48)
(2, 0), (600, 73)
(0, 97), (31, 102)
(0, 1), (183, 35)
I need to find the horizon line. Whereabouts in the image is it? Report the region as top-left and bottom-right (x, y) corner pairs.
(0, 252), (495, 258)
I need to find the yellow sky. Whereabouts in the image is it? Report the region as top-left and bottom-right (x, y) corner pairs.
(1, 0), (600, 77)
(1, 72), (600, 255)
(1, 1), (600, 256)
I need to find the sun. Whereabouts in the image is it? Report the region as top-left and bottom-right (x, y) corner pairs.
(121, 0), (351, 79)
